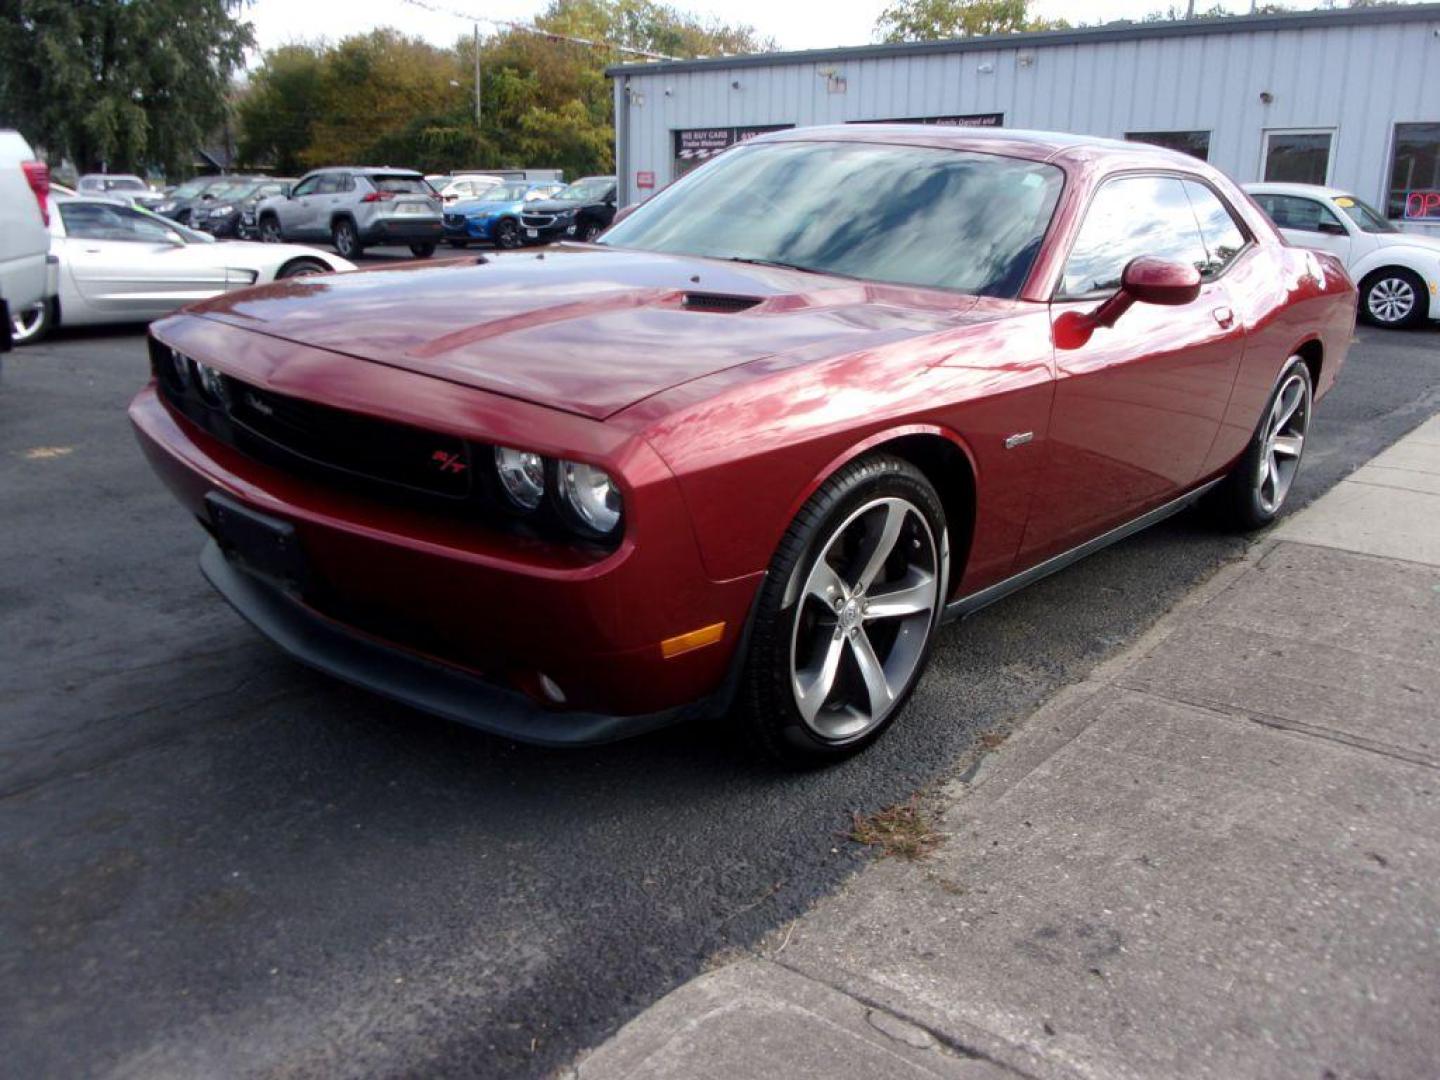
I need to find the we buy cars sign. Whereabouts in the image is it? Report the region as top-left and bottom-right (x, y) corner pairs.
(673, 125), (793, 175)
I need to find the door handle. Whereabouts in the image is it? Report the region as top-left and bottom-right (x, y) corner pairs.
(1212, 307), (1235, 329)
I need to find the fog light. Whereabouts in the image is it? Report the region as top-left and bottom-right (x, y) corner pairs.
(196, 362), (230, 408)
(538, 673), (566, 704)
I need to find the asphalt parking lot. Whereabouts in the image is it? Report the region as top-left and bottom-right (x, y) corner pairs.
(2, 318), (1437, 1078)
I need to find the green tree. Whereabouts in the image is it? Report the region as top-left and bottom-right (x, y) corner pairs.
(0, 0), (253, 174)
(236, 46), (326, 176)
(875, 0), (1067, 42)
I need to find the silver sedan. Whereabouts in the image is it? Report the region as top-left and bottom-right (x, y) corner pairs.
(11, 196), (355, 345)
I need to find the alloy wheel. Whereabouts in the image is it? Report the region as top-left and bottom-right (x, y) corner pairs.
(260, 218), (281, 243)
(333, 221), (357, 258)
(1255, 368), (1311, 515)
(788, 497), (940, 743)
(1367, 276), (1416, 324)
(495, 220), (520, 249)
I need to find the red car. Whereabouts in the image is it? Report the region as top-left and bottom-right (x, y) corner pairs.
(130, 126), (1355, 763)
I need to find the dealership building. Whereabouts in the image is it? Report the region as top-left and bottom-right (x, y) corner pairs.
(607, 4), (1440, 232)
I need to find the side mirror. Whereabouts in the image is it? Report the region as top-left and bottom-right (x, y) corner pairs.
(1316, 220), (1347, 236)
(1054, 257), (1201, 349)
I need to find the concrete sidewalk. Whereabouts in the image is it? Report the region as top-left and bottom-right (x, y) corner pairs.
(572, 416), (1440, 1080)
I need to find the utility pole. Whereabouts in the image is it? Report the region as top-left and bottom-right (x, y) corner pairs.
(473, 23), (482, 127)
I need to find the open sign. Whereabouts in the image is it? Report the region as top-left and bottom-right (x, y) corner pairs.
(1404, 190), (1440, 220)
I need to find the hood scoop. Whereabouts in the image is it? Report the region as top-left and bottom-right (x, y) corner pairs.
(681, 292), (763, 313)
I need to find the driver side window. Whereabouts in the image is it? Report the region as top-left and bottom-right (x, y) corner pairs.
(60, 203), (179, 243)
(290, 175), (320, 198)
(1060, 175), (1209, 298)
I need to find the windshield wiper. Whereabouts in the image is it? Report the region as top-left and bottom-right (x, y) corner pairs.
(724, 256), (827, 276)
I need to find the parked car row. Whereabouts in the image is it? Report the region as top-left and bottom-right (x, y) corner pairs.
(443, 175), (617, 249)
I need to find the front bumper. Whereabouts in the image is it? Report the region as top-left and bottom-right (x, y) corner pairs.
(443, 215), (494, 241)
(127, 318), (759, 743)
(195, 213), (240, 237)
(199, 540), (721, 745)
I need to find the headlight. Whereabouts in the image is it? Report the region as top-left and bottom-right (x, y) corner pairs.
(494, 446), (545, 510)
(167, 348), (194, 389)
(557, 460), (622, 535)
(211, 204), (234, 215)
(557, 209), (576, 219)
(158, 202), (175, 212)
(196, 362), (230, 408)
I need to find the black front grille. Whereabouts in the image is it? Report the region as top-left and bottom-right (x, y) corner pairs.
(521, 214), (556, 227)
(227, 381), (474, 500)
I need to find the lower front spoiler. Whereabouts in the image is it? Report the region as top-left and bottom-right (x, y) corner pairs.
(200, 540), (719, 747)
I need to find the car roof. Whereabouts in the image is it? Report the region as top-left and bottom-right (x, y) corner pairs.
(755, 123), (1206, 168)
(1242, 181), (1351, 199)
(310, 166), (424, 175)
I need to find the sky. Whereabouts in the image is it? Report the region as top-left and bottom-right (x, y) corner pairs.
(245, 0), (1287, 61)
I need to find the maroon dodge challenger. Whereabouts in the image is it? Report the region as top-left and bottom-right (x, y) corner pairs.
(131, 126), (1356, 763)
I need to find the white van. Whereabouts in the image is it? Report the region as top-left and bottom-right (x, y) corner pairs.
(0, 129), (53, 351)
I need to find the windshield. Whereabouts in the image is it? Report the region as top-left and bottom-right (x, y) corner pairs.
(600, 141), (1064, 297)
(108, 177), (147, 191)
(556, 179), (613, 202)
(1335, 194), (1398, 234)
(208, 181), (256, 201)
(170, 179), (209, 199)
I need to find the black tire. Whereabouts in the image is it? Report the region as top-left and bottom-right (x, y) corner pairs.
(259, 215), (282, 243)
(740, 454), (947, 766)
(11, 298), (54, 346)
(1359, 267), (1427, 329)
(446, 239), (469, 249)
(409, 242), (437, 258)
(493, 218), (521, 250)
(1209, 356), (1314, 531)
(574, 220), (597, 242)
(331, 218), (362, 259)
(277, 258), (329, 279)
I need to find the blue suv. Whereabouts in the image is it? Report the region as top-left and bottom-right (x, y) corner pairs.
(443, 181), (565, 249)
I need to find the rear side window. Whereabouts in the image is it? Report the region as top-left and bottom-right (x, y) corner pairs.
(1060, 175), (1209, 297)
(1183, 181), (1248, 279)
(315, 174), (343, 195)
(370, 175), (428, 194)
(1251, 193), (1343, 234)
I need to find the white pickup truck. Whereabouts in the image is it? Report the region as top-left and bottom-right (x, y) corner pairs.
(0, 129), (53, 352)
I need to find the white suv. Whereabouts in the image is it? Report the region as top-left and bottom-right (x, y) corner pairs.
(1245, 182), (1440, 329)
(0, 129), (53, 352)
(253, 167), (443, 259)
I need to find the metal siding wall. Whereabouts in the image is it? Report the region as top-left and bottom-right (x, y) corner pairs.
(617, 20), (1440, 230)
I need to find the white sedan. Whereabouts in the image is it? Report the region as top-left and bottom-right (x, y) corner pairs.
(1244, 182), (1440, 329)
(10, 196), (354, 345)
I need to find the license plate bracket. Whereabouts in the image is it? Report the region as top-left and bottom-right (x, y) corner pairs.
(206, 492), (307, 593)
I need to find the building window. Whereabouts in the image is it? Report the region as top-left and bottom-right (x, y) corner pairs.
(1125, 130), (1210, 161)
(1263, 129), (1332, 185)
(1387, 122), (1440, 221)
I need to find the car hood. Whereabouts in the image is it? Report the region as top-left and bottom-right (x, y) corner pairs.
(451, 198), (523, 215)
(187, 247), (997, 421)
(525, 198), (599, 213)
(1373, 230), (1440, 254)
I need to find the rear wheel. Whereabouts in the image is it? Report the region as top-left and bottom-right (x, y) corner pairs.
(10, 299), (53, 345)
(493, 218), (521, 250)
(409, 242), (437, 258)
(277, 258), (328, 279)
(740, 454), (946, 765)
(331, 218), (362, 259)
(1360, 268), (1426, 328)
(1210, 357), (1313, 530)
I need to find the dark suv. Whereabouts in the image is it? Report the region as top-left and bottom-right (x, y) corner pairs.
(520, 176), (618, 244)
(254, 167), (442, 258)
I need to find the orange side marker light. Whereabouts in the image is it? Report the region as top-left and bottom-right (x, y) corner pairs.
(660, 621), (726, 659)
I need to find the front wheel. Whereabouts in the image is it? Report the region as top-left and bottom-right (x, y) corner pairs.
(1360, 268), (1426, 329)
(493, 218), (521, 250)
(740, 454), (946, 765)
(1210, 357), (1313, 530)
(409, 242), (436, 258)
(331, 219), (362, 259)
(259, 216), (282, 243)
(277, 258), (328, 279)
(11, 299), (53, 345)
